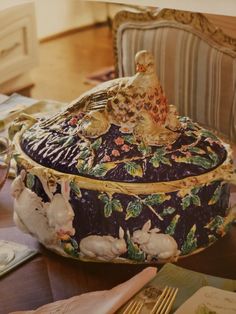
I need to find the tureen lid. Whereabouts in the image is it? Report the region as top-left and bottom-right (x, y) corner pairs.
(19, 51), (228, 183)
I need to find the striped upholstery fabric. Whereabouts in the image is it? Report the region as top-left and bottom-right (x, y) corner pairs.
(115, 20), (236, 142)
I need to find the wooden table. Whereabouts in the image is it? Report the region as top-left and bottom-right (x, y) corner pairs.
(0, 175), (236, 314)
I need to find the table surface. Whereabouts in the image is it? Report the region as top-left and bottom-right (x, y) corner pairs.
(1, 161), (236, 313)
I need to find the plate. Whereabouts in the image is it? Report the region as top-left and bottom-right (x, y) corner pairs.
(174, 286), (236, 314)
(0, 240), (38, 277)
(0, 247), (15, 269)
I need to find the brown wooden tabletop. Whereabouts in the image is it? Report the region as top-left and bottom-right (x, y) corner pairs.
(0, 171), (236, 314)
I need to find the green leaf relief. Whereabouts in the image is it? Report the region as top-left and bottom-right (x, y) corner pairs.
(208, 151), (219, 166)
(188, 156), (212, 169)
(160, 156), (172, 166)
(192, 187), (200, 194)
(70, 238), (79, 250)
(137, 142), (152, 156)
(98, 193), (110, 203)
(127, 237), (145, 262)
(91, 164), (108, 177)
(188, 147), (206, 155)
(205, 215), (224, 231)
(201, 129), (218, 141)
(192, 195), (201, 206)
(70, 181), (82, 198)
(181, 224), (197, 255)
(144, 193), (171, 206)
(150, 148), (171, 168)
(78, 147), (90, 159)
(124, 162), (143, 177)
(175, 156), (212, 169)
(62, 237), (79, 257)
(26, 173), (35, 189)
(181, 188), (201, 210)
(123, 134), (136, 144)
(90, 162), (116, 177)
(98, 194), (123, 217)
(91, 137), (102, 150)
(161, 207), (176, 217)
(125, 200), (143, 220)
(76, 159), (87, 173)
(111, 199), (123, 212)
(165, 214), (180, 236)
(182, 195), (191, 210)
(208, 185), (222, 205)
(150, 155), (160, 168)
(104, 203), (113, 217)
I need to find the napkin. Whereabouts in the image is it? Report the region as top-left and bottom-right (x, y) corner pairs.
(11, 266), (157, 314)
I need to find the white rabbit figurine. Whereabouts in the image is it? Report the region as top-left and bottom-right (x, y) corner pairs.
(132, 220), (180, 262)
(46, 179), (75, 237)
(11, 170), (57, 245)
(79, 227), (127, 261)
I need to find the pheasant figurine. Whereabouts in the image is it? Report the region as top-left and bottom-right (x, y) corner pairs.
(44, 50), (180, 144)
(107, 50), (169, 133)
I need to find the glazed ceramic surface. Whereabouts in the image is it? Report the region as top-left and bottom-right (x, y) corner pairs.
(10, 51), (236, 263)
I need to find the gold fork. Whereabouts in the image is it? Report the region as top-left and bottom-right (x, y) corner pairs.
(150, 286), (178, 314)
(123, 299), (144, 314)
(122, 286), (178, 314)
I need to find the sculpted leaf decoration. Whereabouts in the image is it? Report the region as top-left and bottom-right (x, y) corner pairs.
(98, 193), (123, 218)
(62, 237), (79, 257)
(127, 237), (145, 262)
(70, 181), (82, 198)
(150, 147), (171, 168)
(26, 173), (35, 189)
(165, 214), (180, 236)
(76, 159), (89, 173)
(125, 200), (143, 220)
(77, 147), (91, 159)
(205, 215), (224, 232)
(124, 161), (143, 177)
(188, 147), (206, 155)
(76, 161), (117, 177)
(208, 185), (222, 205)
(123, 134), (136, 145)
(144, 193), (171, 206)
(161, 207), (176, 217)
(137, 141), (152, 156)
(91, 137), (102, 150)
(181, 224), (197, 255)
(91, 162), (117, 177)
(208, 147), (219, 167)
(181, 187), (201, 210)
(201, 129), (218, 141)
(174, 155), (213, 169)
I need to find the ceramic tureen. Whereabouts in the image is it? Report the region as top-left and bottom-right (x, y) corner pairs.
(10, 51), (236, 263)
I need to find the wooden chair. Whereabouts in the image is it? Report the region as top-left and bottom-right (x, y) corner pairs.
(112, 9), (236, 142)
